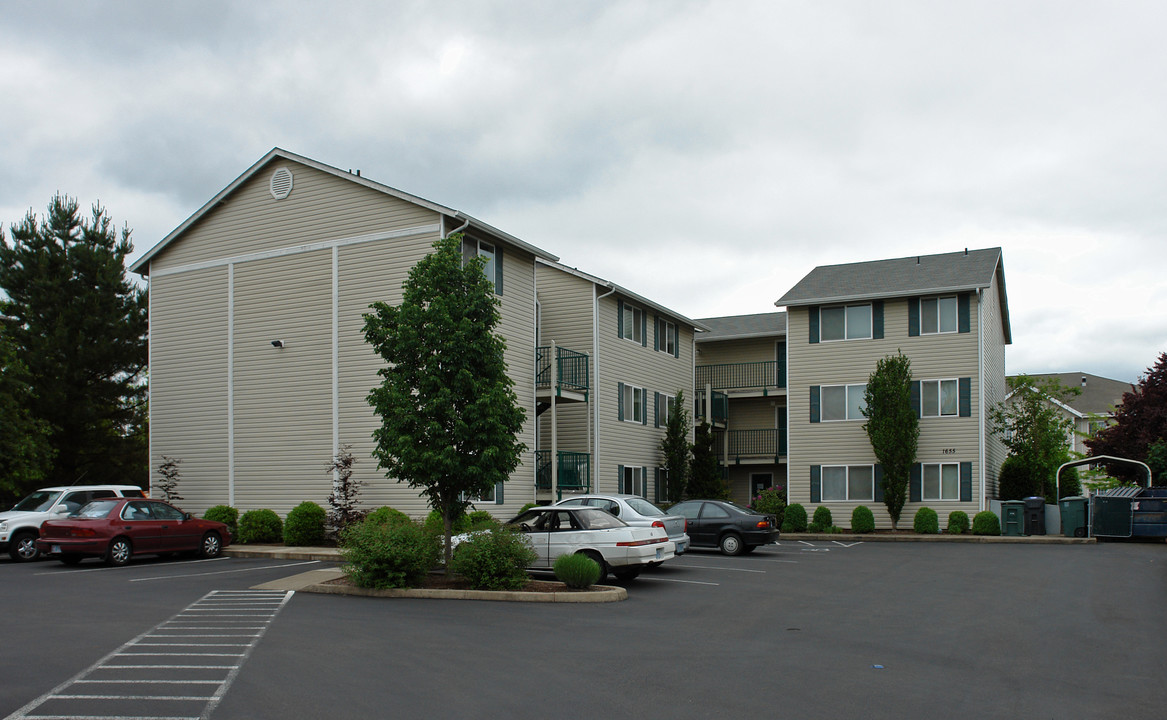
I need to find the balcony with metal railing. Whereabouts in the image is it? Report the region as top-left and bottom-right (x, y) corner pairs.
(535, 450), (591, 499)
(536, 345), (589, 407)
(694, 389), (729, 427)
(695, 359), (786, 394)
(715, 427), (788, 464)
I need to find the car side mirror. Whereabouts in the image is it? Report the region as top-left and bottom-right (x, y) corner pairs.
(53, 507), (70, 515)
(184, 512), (192, 521)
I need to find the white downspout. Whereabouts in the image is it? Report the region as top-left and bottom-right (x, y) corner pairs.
(978, 288), (986, 513)
(594, 283), (617, 492)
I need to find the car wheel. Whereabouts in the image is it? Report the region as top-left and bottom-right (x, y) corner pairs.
(613, 566), (642, 581)
(9, 531), (39, 562)
(105, 537), (132, 566)
(580, 551), (608, 583)
(719, 533), (744, 556)
(200, 531), (223, 559)
(59, 554), (84, 566)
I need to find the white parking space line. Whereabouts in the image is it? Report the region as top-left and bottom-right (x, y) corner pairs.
(130, 560), (322, 582)
(3, 590), (293, 720)
(642, 577), (721, 586)
(668, 563), (766, 573)
(33, 557), (230, 576)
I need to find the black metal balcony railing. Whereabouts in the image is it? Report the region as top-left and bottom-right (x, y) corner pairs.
(535, 450), (591, 494)
(536, 346), (589, 394)
(695, 360), (786, 391)
(693, 390), (729, 425)
(715, 428), (788, 463)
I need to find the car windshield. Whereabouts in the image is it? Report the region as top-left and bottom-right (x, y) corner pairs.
(11, 491), (62, 512)
(575, 509), (627, 530)
(76, 500), (118, 519)
(625, 498), (664, 517)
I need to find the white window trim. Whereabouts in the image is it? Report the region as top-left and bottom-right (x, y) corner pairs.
(920, 296), (958, 335)
(657, 392), (675, 428)
(621, 303), (645, 344)
(921, 378), (960, 418)
(820, 383), (867, 422)
(621, 465), (646, 497)
(821, 303), (873, 342)
(622, 383), (647, 424)
(821, 464), (875, 502)
(922, 462), (960, 501)
(658, 318), (677, 355)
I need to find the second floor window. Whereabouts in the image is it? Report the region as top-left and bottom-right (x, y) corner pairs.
(657, 317), (677, 356)
(921, 379), (959, 417)
(656, 393), (675, 428)
(620, 383), (646, 424)
(821, 304), (872, 341)
(921, 296), (958, 334)
(621, 302), (645, 344)
(821, 383), (867, 421)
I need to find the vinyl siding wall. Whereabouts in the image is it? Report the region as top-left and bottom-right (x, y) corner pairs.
(787, 297), (984, 529)
(146, 159), (538, 517)
(696, 336), (781, 366)
(980, 272), (1008, 501)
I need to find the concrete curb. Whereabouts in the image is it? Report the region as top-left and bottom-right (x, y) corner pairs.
(782, 532), (1096, 544)
(300, 580), (628, 603)
(225, 545), (343, 561)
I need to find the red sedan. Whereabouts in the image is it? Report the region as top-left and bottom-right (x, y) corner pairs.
(36, 498), (231, 566)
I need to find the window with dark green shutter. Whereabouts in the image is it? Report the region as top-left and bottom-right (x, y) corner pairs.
(872, 301), (884, 339)
(809, 306), (820, 344)
(810, 465), (821, 503)
(960, 462), (972, 502)
(959, 377), (971, 416)
(910, 463), (922, 502)
(810, 386), (821, 423)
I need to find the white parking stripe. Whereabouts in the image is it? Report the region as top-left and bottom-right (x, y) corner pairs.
(3, 590), (293, 720)
(641, 577), (720, 586)
(130, 560), (321, 582)
(34, 557), (230, 576)
(667, 563), (766, 573)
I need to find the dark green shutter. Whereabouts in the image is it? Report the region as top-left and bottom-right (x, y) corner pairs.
(810, 465), (821, 503)
(673, 325), (679, 358)
(960, 462), (972, 502)
(958, 293), (970, 333)
(617, 299), (624, 339)
(617, 382), (625, 421)
(873, 301), (884, 339)
(495, 482), (504, 504)
(874, 465), (884, 502)
(809, 306), (820, 343)
(654, 316), (660, 351)
(959, 377), (971, 417)
(908, 298), (920, 337)
(654, 392), (661, 428)
(910, 463), (922, 502)
(642, 315), (647, 347)
(777, 412), (788, 456)
(495, 245), (504, 295)
(777, 342), (787, 388)
(810, 386), (821, 423)
(910, 381), (921, 418)
(642, 390), (648, 425)
(618, 465), (625, 494)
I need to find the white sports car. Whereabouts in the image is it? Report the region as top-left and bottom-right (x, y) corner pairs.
(463, 506), (675, 581)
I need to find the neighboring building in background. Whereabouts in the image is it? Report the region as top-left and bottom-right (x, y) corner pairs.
(693, 312), (788, 502)
(535, 260), (704, 506)
(1007, 372), (1133, 456)
(776, 248), (1011, 529)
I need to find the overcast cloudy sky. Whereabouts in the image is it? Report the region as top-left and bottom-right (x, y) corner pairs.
(3, 1), (1164, 383)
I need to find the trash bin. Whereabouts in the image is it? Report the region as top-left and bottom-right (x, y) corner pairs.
(1023, 497), (1046, 536)
(1058, 496), (1089, 538)
(1001, 500), (1025, 536)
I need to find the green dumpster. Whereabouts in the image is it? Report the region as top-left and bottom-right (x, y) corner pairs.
(1058, 496), (1089, 538)
(1001, 500), (1026, 536)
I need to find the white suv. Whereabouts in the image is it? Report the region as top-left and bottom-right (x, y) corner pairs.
(1, 485), (147, 561)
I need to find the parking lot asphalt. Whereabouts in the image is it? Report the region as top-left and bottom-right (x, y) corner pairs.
(4, 539), (1165, 720)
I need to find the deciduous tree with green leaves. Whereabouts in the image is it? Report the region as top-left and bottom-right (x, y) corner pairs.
(990, 375), (1078, 502)
(659, 389), (691, 503)
(863, 351), (918, 530)
(0, 195), (148, 499)
(363, 234), (526, 571)
(1086, 352), (1167, 485)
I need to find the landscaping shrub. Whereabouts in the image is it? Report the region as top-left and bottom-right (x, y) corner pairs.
(448, 527), (536, 591)
(284, 501), (327, 546)
(750, 486), (787, 529)
(340, 518), (440, 589)
(851, 505), (875, 533)
(554, 553), (601, 589)
(424, 508), (470, 536)
(365, 506), (412, 527)
(237, 509), (283, 544)
(781, 503), (808, 533)
(809, 506), (833, 533)
(204, 505), (239, 535)
(467, 510), (500, 531)
(972, 510), (1001, 536)
(947, 510), (970, 535)
(913, 507), (939, 534)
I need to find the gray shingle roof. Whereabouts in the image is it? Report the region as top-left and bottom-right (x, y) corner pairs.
(694, 312), (786, 342)
(777, 247), (1003, 307)
(1014, 372), (1134, 416)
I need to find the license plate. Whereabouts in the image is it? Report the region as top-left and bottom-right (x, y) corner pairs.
(655, 547), (663, 560)
(51, 545), (61, 553)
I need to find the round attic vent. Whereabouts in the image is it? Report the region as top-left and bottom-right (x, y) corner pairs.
(269, 167), (294, 200)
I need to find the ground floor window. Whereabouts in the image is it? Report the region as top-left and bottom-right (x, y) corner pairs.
(822, 465), (874, 502)
(923, 463), (959, 501)
(621, 465), (645, 497)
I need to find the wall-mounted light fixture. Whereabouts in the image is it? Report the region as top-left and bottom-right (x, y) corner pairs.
(271, 340), (285, 348)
